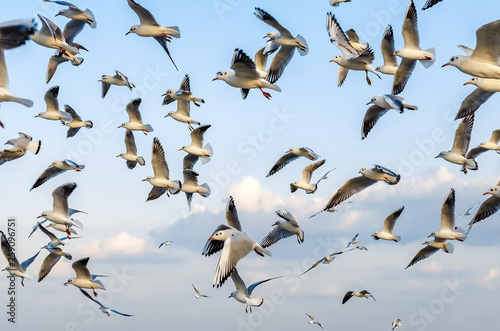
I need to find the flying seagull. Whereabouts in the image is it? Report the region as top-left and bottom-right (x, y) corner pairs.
(79, 288), (133, 316)
(260, 209), (304, 248)
(267, 147), (319, 177)
(371, 206), (404, 242)
(342, 290), (376, 304)
(31, 159), (84, 190)
(1, 231), (40, 286)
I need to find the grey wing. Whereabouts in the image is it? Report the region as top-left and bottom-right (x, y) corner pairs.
(455, 89), (494, 120)
(345, 29), (360, 43)
(401, 0), (419, 49)
(67, 128), (80, 138)
(179, 74), (190, 92)
(326, 13), (358, 57)
(183, 169), (199, 186)
(381, 25), (398, 67)
(392, 59), (416, 95)
(110, 310), (134, 317)
(115, 71), (134, 90)
(44, 85), (60, 110)
(266, 153), (299, 177)
(124, 130), (137, 155)
(0, 19), (36, 50)
(451, 115), (474, 156)
(46, 55), (67, 84)
(361, 105), (389, 139)
(79, 288), (104, 307)
(177, 100), (190, 117)
(213, 233), (255, 287)
(354, 47), (375, 64)
(190, 124), (210, 148)
(225, 196), (241, 231)
(52, 182), (77, 215)
(342, 291), (354, 304)
(101, 81), (111, 98)
(299, 147), (319, 160)
(230, 268), (248, 295)
(151, 137), (169, 179)
(0, 148), (25, 165)
(275, 209), (298, 226)
(247, 275), (283, 296)
(405, 245), (439, 269)
(253, 7), (292, 38)
(162, 93), (174, 105)
(37, 223), (58, 242)
(488, 129), (500, 144)
(458, 45), (474, 56)
(126, 98), (143, 123)
(63, 19), (85, 45)
(302, 160), (325, 183)
(472, 19), (500, 65)
(466, 147), (488, 160)
(231, 49), (259, 79)
(373, 164), (399, 178)
(146, 186), (167, 201)
(64, 104), (81, 121)
(153, 36), (178, 71)
(422, 0), (443, 10)
(266, 45), (294, 84)
(72, 257), (91, 279)
(202, 224), (232, 256)
(469, 196), (500, 229)
(20, 250), (40, 272)
(440, 189), (455, 231)
(0, 231), (20, 269)
(338, 66), (349, 87)
(127, 0), (159, 25)
(324, 176), (376, 210)
(382, 206), (404, 234)
(300, 258), (324, 276)
(37, 14), (59, 40)
(31, 166), (64, 190)
(183, 153), (199, 170)
(260, 226), (294, 248)
(241, 88), (250, 100)
(382, 94), (404, 113)
(38, 253), (61, 282)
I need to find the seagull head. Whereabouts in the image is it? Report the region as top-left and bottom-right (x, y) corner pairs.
(37, 212), (48, 219)
(442, 56), (461, 68)
(179, 146), (188, 152)
(212, 72), (226, 81)
(164, 111), (174, 118)
(329, 55), (342, 64)
(228, 291), (236, 299)
(209, 229), (232, 241)
(358, 168), (367, 174)
(391, 50), (401, 57)
(375, 66), (382, 72)
(55, 10), (66, 17)
(35, 113), (43, 118)
(464, 77), (480, 86)
(126, 26), (138, 36)
(264, 32), (277, 40)
(117, 123), (126, 129)
(98, 75), (109, 83)
(427, 232), (435, 238)
(63, 278), (73, 286)
(435, 151), (445, 159)
(162, 89), (174, 97)
(366, 97), (378, 105)
(142, 176), (153, 182)
(484, 186), (499, 196)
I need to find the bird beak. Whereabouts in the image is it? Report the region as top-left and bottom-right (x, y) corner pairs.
(178, 148), (182, 151)
(125, 31), (131, 36)
(427, 233), (432, 238)
(441, 63), (450, 67)
(208, 237), (215, 241)
(115, 155), (120, 158)
(164, 114), (170, 118)
(434, 155), (439, 158)
(142, 178), (147, 181)
(161, 92), (167, 96)
(366, 101), (373, 105)
(390, 53), (395, 57)
(483, 192), (491, 195)
(36, 215), (43, 219)
(97, 79), (102, 82)
(212, 77), (219, 81)
(463, 81), (471, 85)
(329, 59), (335, 62)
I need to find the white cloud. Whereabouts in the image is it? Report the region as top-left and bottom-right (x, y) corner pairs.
(228, 176), (284, 212)
(72, 232), (148, 259)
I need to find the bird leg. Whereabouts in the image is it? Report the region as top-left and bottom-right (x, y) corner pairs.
(142, 130), (148, 135)
(365, 71), (372, 86)
(21, 277), (24, 287)
(258, 87), (271, 100)
(254, 249), (264, 257)
(462, 165), (468, 174)
(194, 101), (201, 107)
(163, 33), (172, 42)
(245, 306), (248, 314)
(92, 287), (98, 297)
(66, 225), (71, 239)
(188, 124), (194, 131)
(166, 190), (170, 198)
(197, 190), (206, 197)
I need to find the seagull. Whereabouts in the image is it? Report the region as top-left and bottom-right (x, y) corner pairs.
(0, 18), (36, 50)
(38, 243), (72, 282)
(183, 153), (200, 171)
(158, 240), (173, 248)
(64, 257), (106, 297)
(117, 130), (145, 169)
(435, 115), (478, 174)
(228, 268), (281, 313)
(254, 8), (308, 84)
(467, 181), (500, 234)
(348, 245), (368, 251)
(37, 182), (83, 238)
(61, 105), (93, 138)
(29, 14), (79, 56)
(456, 203), (480, 220)
(143, 137), (182, 201)
(225, 195), (243, 231)
(98, 70), (135, 99)
(466, 129), (500, 160)
(326, 13), (380, 86)
(428, 188), (467, 242)
(180, 169), (210, 210)
(362, 94), (418, 139)
(309, 201), (353, 218)
(79, 289), (133, 317)
(47, 223), (78, 236)
(290, 160), (334, 194)
(455, 77), (500, 119)
(178, 124), (212, 164)
(126, 0), (180, 70)
(0, 132), (41, 165)
(392, 318), (403, 330)
(375, 25), (398, 75)
(345, 29), (368, 52)
(164, 100), (200, 131)
(34, 222), (74, 247)
(406, 238), (454, 269)
(1, 231), (40, 286)
(213, 48), (282, 99)
(342, 290), (376, 304)
(330, 0), (351, 6)
(346, 233), (360, 249)
(117, 98), (154, 134)
(46, 19), (87, 83)
(321, 164), (400, 212)
(442, 20), (500, 79)
(31, 159), (84, 190)
(305, 313), (324, 329)
(260, 209), (304, 248)
(392, 0), (435, 95)
(43, 0), (97, 28)
(192, 284), (208, 298)
(35, 86), (71, 121)
(372, 206), (404, 242)
(422, 0), (443, 10)
(0, 49), (34, 108)
(266, 147), (320, 177)
(300, 251), (345, 275)
(202, 224), (271, 288)
(162, 74), (205, 107)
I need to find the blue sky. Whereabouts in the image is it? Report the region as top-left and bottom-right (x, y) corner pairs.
(1, 0), (499, 330)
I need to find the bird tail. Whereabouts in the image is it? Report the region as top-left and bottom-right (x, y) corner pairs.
(200, 183), (211, 198)
(85, 9), (97, 28)
(201, 143), (213, 165)
(85, 120), (93, 128)
(166, 26), (181, 38)
(168, 180), (182, 195)
(393, 236), (401, 242)
(387, 175), (401, 185)
(404, 104), (418, 111)
(27, 140), (41, 155)
(144, 124), (154, 132)
(466, 159), (478, 170)
(194, 97), (205, 105)
(70, 219), (83, 230)
(255, 245), (272, 257)
(290, 183), (298, 193)
(9, 96), (34, 108)
(419, 48), (436, 68)
(306, 184), (317, 194)
(295, 34), (309, 56)
(267, 82), (282, 92)
(137, 156), (145, 166)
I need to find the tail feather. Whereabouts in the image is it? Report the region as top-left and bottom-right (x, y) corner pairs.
(255, 245), (272, 257)
(167, 26), (181, 38)
(27, 140), (41, 155)
(404, 104), (418, 111)
(144, 124), (154, 132)
(419, 48), (436, 68)
(295, 34), (309, 56)
(168, 180), (182, 195)
(137, 156), (145, 166)
(200, 183), (211, 198)
(70, 219), (83, 230)
(84, 9), (97, 28)
(393, 236), (401, 242)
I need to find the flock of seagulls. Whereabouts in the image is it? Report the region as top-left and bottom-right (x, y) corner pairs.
(0, 0), (498, 329)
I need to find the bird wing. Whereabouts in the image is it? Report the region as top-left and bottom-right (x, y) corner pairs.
(52, 182), (76, 215)
(440, 189), (456, 231)
(451, 115), (474, 156)
(79, 288), (105, 308)
(38, 252), (61, 282)
(37, 14), (62, 41)
(276, 209), (299, 226)
(231, 48), (260, 79)
(44, 85), (60, 111)
(266, 152), (299, 177)
(0, 50), (8, 89)
(124, 130), (137, 155)
(325, 176), (376, 209)
(345, 29), (360, 43)
(405, 245), (440, 269)
(466, 146), (488, 160)
(373, 164), (399, 178)
(469, 195), (500, 229)
(127, 0), (159, 26)
(179, 74), (191, 92)
(471, 19), (500, 66)
(422, 0), (443, 10)
(254, 7), (292, 38)
(62, 19), (85, 45)
(146, 186), (167, 201)
(0, 231), (20, 269)
(260, 226), (295, 248)
(455, 89), (494, 120)
(338, 66), (349, 87)
(225, 196), (241, 231)
(101, 81), (111, 99)
(190, 124), (210, 148)
(361, 105), (389, 139)
(183, 169), (199, 186)
(488, 129), (500, 144)
(31, 166), (64, 190)
(151, 137), (169, 179)
(401, 0), (419, 49)
(342, 291), (354, 304)
(361, 290), (376, 302)
(126, 98), (143, 123)
(382, 206), (404, 234)
(20, 250), (40, 273)
(266, 45), (294, 84)
(301, 159), (325, 184)
(153, 36), (178, 71)
(37, 222), (58, 242)
(177, 100), (190, 117)
(64, 104), (81, 121)
(115, 70), (134, 90)
(0, 148), (25, 165)
(381, 25), (398, 67)
(72, 257), (91, 279)
(326, 13), (358, 57)
(0, 19), (36, 51)
(392, 58), (416, 95)
(247, 275), (283, 296)
(230, 268), (248, 295)
(183, 153), (199, 170)
(202, 224), (232, 256)
(300, 257), (325, 276)
(299, 147), (319, 160)
(382, 94), (404, 113)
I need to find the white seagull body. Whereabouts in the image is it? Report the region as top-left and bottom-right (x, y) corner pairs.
(1, 231), (40, 286)
(1, 132), (41, 165)
(117, 130), (145, 169)
(342, 290), (376, 304)
(43, 0), (96, 28)
(372, 206), (404, 242)
(62, 105), (93, 138)
(180, 169), (210, 210)
(179, 124), (212, 164)
(64, 257), (106, 296)
(165, 100), (200, 131)
(428, 188), (467, 242)
(290, 160), (333, 194)
(267, 147), (319, 177)
(260, 209), (304, 248)
(35, 86), (71, 121)
(31, 159), (84, 190)
(118, 98), (153, 134)
(99, 70), (135, 99)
